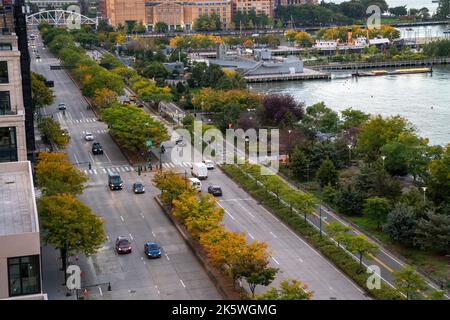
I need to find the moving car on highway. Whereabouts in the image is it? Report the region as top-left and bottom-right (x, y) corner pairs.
(207, 185), (222, 196)
(58, 103), (66, 110)
(133, 182), (145, 194)
(144, 242), (161, 259)
(92, 142), (103, 155)
(108, 172), (123, 190)
(115, 237), (132, 254)
(84, 132), (94, 141)
(203, 159), (215, 170)
(189, 178), (202, 192)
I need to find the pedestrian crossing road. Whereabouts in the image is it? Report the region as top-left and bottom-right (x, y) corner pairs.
(81, 162), (196, 176)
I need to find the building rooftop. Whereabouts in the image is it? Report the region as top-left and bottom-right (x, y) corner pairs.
(0, 161), (38, 236)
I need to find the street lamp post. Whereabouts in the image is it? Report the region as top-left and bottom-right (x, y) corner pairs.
(422, 186), (427, 203)
(347, 144), (352, 163)
(288, 129), (292, 160)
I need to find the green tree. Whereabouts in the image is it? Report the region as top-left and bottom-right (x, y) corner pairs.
(38, 194), (107, 273)
(340, 108), (369, 129)
(142, 61), (169, 82)
(356, 115), (414, 161)
(31, 72), (54, 109)
(36, 152), (87, 196)
(246, 267), (278, 298)
(38, 118), (70, 149)
(383, 203), (418, 247)
(363, 197), (391, 229)
(426, 145), (450, 205)
(334, 185), (365, 216)
(290, 147), (310, 181)
(257, 279), (313, 300)
(101, 106), (168, 153)
(326, 221), (352, 247)
(393, 267), (427, 300)
(316, 158), (338, 187)
(344, 234), (378, 267)
(436, 0), (450, 20)
(415, 209), (450, 254)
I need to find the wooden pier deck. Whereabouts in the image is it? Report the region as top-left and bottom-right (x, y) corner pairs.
(310, 58), (450, 71)
(244, 71), (331, 83)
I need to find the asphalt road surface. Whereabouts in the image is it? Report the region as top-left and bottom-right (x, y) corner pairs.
(31, 33), (222, 300)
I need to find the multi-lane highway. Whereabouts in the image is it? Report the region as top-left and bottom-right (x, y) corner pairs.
(33, 34), (370, 300)
(31, 33), (222, 300)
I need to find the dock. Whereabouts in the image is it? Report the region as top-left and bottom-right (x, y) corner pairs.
(352, 67), (433, 77)
(244, 72), (330, 83)
(310, 58), (450, 71)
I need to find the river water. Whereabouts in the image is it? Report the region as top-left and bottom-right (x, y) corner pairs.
(251, 65), (450, 146)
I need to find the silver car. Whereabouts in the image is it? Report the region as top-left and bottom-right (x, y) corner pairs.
(84, 132), (94, 141)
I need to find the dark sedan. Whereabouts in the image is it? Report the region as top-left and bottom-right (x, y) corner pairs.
(207, 185), (222, 196)
(133, 182), (145, 194)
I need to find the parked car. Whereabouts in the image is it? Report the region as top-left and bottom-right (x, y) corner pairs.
(203, 159), (215, 170)
(144, 242), (161, 259)
(115, 237), (132, 254)
(92, 142), (103, 155)
(84, 132), (94, 141)
(45, 80), (54, 87)
(133, 182), (145, 194)
(189, 178), (202, 192)
(208, 185), (222, 196)
(58, 103), (66, 110)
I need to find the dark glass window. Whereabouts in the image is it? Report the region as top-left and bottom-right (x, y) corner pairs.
(7, 255), (41, 297)
(0, 91), (11, 114)
(0, 61), (8, 83)
(0, 126), (17, 162)
(0, 43), (12, 51)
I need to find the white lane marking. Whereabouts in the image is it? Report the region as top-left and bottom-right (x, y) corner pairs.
(102, 168), (107, 173)
(83, 170), (88, 175)
(298, 258), (303, 263)
(217, 202), (237, 221)
(104, 151), (112, 163)
(179, 280), (186, 288)
(93, 169), (97, 175)
(129, 233), (134, 241)
(73, 152), (79, 164)
(107, 168), (114, 174)
(120, 216), (124, 222)
(235, 201), (255, 218)
(165, 253), (170, 261)
(248, 233), (254, 239)
(98, 286), (103, 296)
(271, 257), (280, 265)
(151, 231), (156, 238)
(88, 169), (93, 174)
(269, 231), (278, 239)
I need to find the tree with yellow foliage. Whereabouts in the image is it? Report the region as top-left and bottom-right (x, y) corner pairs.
(153, 171), (194, 207)
(35, 152), (87, 196)
(92, 88), (119, 109)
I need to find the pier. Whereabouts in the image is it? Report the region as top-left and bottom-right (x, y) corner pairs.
(310, 58), (450, 71)
(244, 71), (331, 83)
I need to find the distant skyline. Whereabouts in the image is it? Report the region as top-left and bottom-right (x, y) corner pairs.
(323, 0), (439, 13)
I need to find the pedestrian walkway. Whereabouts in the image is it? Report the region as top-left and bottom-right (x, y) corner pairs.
(68, 118), (98, 124)
(82, 165), (132, 176)
(82, 129), (108, 134)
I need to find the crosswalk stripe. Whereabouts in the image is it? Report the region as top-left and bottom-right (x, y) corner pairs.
(83, 170), (88, 175)
(163, 163), (170, 168)
(102, 168), (107, 173)
(183, 162), (191, 167)
(93, 169), (97, 174)
(107, 168), (114, 174)
(124, 166), (131, 171)
(120, 167), (126, 172)
(88, 169), (93, 174)
(168, 163), (175, 168)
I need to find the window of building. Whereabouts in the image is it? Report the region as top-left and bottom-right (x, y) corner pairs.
(0, 61), (8, 83)
(0, 91), (11, 114)
(0, 126), (17, 162)
(0, 43), (12, 51)
(7, 255), (41, 297)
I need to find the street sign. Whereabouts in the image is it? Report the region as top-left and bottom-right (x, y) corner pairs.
(146, 140), (152, 147)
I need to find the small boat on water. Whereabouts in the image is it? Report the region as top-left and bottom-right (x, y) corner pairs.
(352, 67), (432, 77)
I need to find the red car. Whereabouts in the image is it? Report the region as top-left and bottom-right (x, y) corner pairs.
(115, 237), (132, 254)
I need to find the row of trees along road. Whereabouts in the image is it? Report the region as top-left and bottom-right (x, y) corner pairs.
(36, 152), (107, 277)
(153, 171), (313, 299)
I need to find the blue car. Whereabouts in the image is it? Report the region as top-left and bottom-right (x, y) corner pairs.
(144, 242), (161, 259)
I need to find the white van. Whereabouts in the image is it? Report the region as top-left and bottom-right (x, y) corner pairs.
(191, 162), (208, 180)
(189, 178), (202, 192)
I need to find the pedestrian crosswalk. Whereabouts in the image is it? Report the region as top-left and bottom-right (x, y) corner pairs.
(67, 118), (98, 124)
(161, 162), (193, 169)
(82, 165), (132, 175)
(82, 129), (108, 134)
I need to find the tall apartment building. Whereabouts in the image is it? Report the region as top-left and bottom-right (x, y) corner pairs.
(0, 0), (45, 300)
